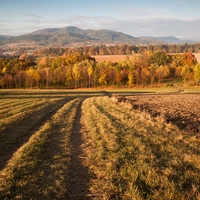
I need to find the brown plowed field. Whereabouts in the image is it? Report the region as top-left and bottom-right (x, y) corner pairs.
(122, 94), (200, 133)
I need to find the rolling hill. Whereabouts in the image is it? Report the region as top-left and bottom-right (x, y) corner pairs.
(139, 36), (196, 44)
(0, 26), (195, 47)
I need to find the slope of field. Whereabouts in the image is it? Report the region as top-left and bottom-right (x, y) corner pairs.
(0, 90), (199, 199)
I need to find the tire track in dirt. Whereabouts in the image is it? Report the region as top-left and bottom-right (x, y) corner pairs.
(67, 98), (92, 200)
(0, 98), (73, 171)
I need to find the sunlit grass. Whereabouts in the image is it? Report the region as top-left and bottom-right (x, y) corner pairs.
(0, 98), (82, 199)
(0, 90), (199, 199)
(81, 96), (200, 199)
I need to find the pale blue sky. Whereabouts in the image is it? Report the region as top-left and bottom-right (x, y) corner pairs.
(0, 0), (200, 40)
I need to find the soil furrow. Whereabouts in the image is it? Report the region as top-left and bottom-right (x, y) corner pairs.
(67, 98), (92, 200)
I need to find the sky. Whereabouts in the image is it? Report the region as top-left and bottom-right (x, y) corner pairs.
(0, 0), (200, 40)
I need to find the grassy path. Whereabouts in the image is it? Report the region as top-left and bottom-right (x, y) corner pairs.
(67, 98), (91, 200)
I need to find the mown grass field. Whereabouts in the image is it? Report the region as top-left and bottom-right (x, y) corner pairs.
(0, 89), (199, 199)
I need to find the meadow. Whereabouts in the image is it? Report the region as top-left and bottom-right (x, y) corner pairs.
(93, 53), (200, 63)
(0, 89), (199, 199)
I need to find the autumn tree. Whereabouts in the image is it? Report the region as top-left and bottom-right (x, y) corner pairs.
(43, 67), (53, 88)
(141, 67), (150, 86)
(98, 73), (107, 86)
(65, 52), (95, 65)
(182, 52), (197, 67)
(156, 65), (170, 85)
(87, 62), (94, 88)
(3, 73), (13, 89)
(149, 51), (171, 66)
(133, 53), (149, 86)
(194, 63), (200, 85)
(127, 72), (134, 86)
(53, 66), (66, 86)
(149, 64), (158, 86)
(0, 75), (4, 88)
(114, 63), (123, 86)
(14, 71), (26, 88)
(65, 66), (73, 88)
(50, 57), (65, 70)
(73, 64), (80, 88)
(38, 56), (50, 69)
(127, 62), (135, 86)
(96, 63), (107, 87)
(26, 67), (40, 88)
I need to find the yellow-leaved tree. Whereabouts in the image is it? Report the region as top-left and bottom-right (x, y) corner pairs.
(156, 65), (169, 86)
(194, 63), (200, 85)
(73, 64), (80, 88)
(26, 67), (40, 88)
(87, 63), (93, 88)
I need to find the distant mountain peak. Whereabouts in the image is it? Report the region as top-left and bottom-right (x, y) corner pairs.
(0, 26), (198, 46)
(65, 26), (82, 31)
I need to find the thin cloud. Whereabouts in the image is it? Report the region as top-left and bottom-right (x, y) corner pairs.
(113, 17), (200, 38)
(51, 15), (200, 39)
(19, 13), (44, 24)
(57, 15), (200, 38)
(55, 15), (110, 24)
(1, 14), (200, 39)
(23, 20), (44, 24)
(19, 13), (42, 19)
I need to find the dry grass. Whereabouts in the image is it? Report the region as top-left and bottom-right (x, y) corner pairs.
(0, 97), (82, 199)
(93, 53), (200, 63)
(93, 55), (133, 62)
(81, 96), (200, 199)
(0, 90), (200, 199)
(0, 98), (58, 131)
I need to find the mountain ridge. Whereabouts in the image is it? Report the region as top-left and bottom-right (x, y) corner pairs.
(139, 36), (196, 44)
(0, 26), (197, 46)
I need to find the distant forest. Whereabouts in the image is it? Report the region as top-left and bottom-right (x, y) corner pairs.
(29, 43), (200, 57)
(1, 43), (200, 58)
(0, 48), (200, 89)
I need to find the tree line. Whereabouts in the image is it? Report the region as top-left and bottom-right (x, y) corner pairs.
(0, 51), (200, 89)
(29, 43), (200, 57)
